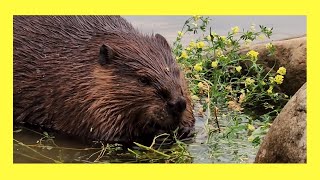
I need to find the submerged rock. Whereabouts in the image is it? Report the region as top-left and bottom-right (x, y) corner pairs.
(255, 83), (306, 163)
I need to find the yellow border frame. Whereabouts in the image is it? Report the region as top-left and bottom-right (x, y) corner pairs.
(1, 0), (318, 179)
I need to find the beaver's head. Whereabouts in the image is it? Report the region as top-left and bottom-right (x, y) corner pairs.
(89, 32), (195, 143)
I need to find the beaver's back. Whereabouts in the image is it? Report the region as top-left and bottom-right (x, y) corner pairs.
(14, 16), (135, 57)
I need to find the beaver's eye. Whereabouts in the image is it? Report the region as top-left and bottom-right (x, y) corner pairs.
(138, 76), (151, 86)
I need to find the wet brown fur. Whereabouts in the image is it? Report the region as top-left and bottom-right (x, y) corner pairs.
(14, 16), (195, 143)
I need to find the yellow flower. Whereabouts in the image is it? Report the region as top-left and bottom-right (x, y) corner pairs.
(239, 93), (246, 104)
(194, 63), (203, 71)
(235, 66), (242, 72)
(231, 26), (240, 34)
(198, 107), (204, 116)
(248, 136), (254, 142)
(210, 32), (217, 37)
(227, 100), (243, 112)
(244, 39), (252, 46)
(186, 47), (191, 51)
(266, 43), (273, 50)
(220, 36), (226, 41)
(191, 95), (200, 101)
(180, 51), (188, 59)
(261, 81), (266, 85)
(194, 74), (200, 79)
(198, 82), (204, 89)
(250, 23), (256, 31)
(189, 41), (196, 48)
(258, 34), (265, 40)
(269, 77), (274, 83)
(192, 22), (198, 28)
(193, 15), (201, 21)
(225, 85), (232, 91)
(248, 124), (255, 131)
(267, 86), (273, 94)
(215, 49), (224, 57)
(226, 39), (232, 47)
(206, 35), (212, 41)
(246, 50), (259, 61)
(267, 27), (272, 32)
(197, 41), (205, 49)
(211, 61), (218, 68)
(274, 75), (284, 84)
(277, 67), (286, 75)
(245, 77), (255, 86)
(177, 31), (184, 37)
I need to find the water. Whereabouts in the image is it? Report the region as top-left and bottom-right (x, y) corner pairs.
(13, 16), (305, 163)
(13, 112), (258, 163)
(13, 103), (260, 163)
(14, 126), (137, 163)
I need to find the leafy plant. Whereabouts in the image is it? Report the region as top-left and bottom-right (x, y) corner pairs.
(173, 16), (289, 148)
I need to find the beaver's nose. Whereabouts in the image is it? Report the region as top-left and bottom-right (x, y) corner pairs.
(167, 96), (187, 114)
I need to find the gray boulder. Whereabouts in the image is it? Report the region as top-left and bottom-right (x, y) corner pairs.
(255, 83), (306, 163)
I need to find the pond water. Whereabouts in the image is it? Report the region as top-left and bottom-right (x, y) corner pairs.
(13, 112), (257, 163)
(14, 101), (261, 163)
(13, 16), (305, 163)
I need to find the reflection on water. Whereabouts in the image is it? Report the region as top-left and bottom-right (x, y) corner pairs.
(14, 112), (257, 163)
(14, 126), (139, 163)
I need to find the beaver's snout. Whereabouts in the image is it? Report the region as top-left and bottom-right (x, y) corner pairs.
(167, 96), (187, 116)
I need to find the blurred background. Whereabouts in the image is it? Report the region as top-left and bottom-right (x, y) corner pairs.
(124, 16), (306, 44)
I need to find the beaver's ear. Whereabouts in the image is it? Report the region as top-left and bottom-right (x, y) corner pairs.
(99, 44), (114, 65)
(155, 34), (170, 49)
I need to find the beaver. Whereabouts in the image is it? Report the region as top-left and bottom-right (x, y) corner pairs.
(13, 16), (195, 144)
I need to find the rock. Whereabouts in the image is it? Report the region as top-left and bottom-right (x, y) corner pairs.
(255, 83), (306, 163)
(241, 36), (306, 96)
